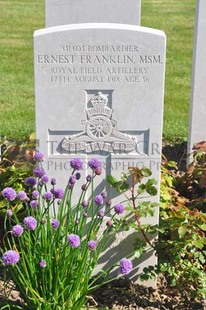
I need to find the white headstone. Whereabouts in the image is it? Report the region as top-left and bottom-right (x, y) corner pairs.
(34, 23), (166, 284)
(45, 0), (141, 27)
(188, 0), (206, 156)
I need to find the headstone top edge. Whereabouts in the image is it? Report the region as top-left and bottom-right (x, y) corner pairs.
(34, 23), (165, 38)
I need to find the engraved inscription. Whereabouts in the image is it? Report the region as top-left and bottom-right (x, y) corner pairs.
(60, 44), (139, 53)
(61, 91), (138, 153)
(37, 44), (163, 84)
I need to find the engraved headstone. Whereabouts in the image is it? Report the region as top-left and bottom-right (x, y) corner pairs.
(34, 23), (166, 284)
(45, 0), (141, 27)
(188, 0), (206, 157)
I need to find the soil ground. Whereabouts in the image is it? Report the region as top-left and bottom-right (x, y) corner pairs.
(0, 274), (205, 309)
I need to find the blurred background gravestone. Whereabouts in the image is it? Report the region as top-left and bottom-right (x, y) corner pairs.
(188, 0), (206, 158)
(45, 0), (141, 27)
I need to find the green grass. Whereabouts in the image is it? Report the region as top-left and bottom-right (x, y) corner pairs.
(0, 0), (195, 141)
(141, 0), (195, 142)
(0, 0), (44, 138)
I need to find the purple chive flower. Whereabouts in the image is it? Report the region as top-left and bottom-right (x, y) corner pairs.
(68, 234), (80, 248)
(98, 210), (105, 217)
(114, 203), (124, 214)
(70, 158), (83, 171)
(86, 174), (92, 182)
(51, 177), (57, 186)
(34, 152), (44, 162)
(25, 177), (37, 188)
(94, 195), (104, 206)
(2, 187), (16, 201)
(119, 258), (133, 275)
(69, 175), (76, 185)
(32, 190), (39, 199)
(33, 167), (46, 178)
(23, 216), (37, 231)
(39, 260), (46, 268)
(88, 158), (101, 170)
(30, 200), (39, 209)
(12, 225), (23, 237)
(6, 209), (13, 218)
(81, 200), (89, 208)
(40, 175), (49, 184)
(52, 188), (64, 199)
(51, 219), (60, 230)
(17, 191), (27, 201)
(88, 240), (97, 250)
(43, 192), (53, 201)
(2, 250), (20, 266)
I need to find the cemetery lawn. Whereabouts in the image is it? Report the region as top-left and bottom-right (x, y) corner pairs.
(141, 0), (195, 142)
(0, 0), (195, 142)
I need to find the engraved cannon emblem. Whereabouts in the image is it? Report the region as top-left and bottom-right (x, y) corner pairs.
(61, 91), (138, 153)
(86, 92), (114, 140)
(86, 116), (113, 139)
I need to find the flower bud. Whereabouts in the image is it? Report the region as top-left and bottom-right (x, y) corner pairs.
(101, 191), (107, 199)
(81, 184), (87, 191)
(86, 174), (92, 182)
(75, 172), (81, 180)
(94, 195), (104, 206)
(106, 220), (113, 227)
(69, 175), (76, 185)
(68, 183), (74, 190)
(6, 209), (13, 218)
(95, 167), (102, 175)
(51, 177), (57, 185)
(98, 210), (105, 218)
(106, 199), (112, 207)
(81, 200), (89, 208)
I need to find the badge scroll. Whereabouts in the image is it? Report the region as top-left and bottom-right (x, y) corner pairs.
(62, 92), (138, 153)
